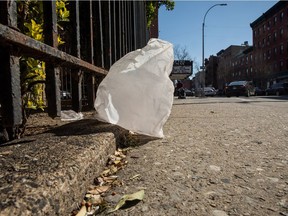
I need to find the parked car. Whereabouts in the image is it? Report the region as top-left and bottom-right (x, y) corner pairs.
(204, 87), (217, 96)
(265, 83), (288, 96)
(184, 89), (194, 97)
(255, 87), (266, 96)
(225, 81), (255, 97)
(194, 87), (216, 97)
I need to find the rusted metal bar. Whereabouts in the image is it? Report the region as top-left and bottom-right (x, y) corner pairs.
(127, 2), (132, 52)
(0, 0), (17, 27)
(123, 1), (127, 55)
(98, 0), (105, 68)
(70, 0), (82, 112)
(108, 0), (112, 67)
(132, 1), (137, 50)
(86, 0), (96, 109)
(43, 0), (61, 117)
(0, 24), (108, 75)
(102, 1), (111, 69)
(0, 0), (22, 140)
(111, 0), (117, 63)
(117, 1), (122, 60)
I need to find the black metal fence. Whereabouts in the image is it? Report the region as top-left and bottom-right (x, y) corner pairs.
(0, 0), (148, 140)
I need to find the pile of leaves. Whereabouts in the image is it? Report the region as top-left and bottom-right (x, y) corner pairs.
(72, 149), (144, 216)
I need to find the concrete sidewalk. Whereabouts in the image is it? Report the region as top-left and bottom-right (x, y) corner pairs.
(1, 97), (288, 215)
(98, 97), (288, 215)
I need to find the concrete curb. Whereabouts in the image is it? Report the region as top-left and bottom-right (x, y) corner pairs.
(0, 119), (126, 215)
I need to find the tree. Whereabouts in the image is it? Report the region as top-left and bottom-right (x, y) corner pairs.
(146, 0), (175, 28)
(174, 45), (191, 61)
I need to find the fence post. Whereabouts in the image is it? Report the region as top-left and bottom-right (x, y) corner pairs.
(0, 0), (22, 140)
(70, 0), (83, 112)
(43, 0), (61, 118)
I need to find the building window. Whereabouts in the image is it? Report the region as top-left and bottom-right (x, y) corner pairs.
(280, 12), (284, 21)
(280, 28), (284, 38)
(254, 30), (257, 37)
(280, 61), (284, 71)
(274, 47), (277, 55)
(280, 44), (284, 54)
(263, 24), (266, 32)
(274, 16), (277, 25)
(250, 67), (253, 73)
(268, 49), (271, 59)
(274, 32), (277, 41)
(268, 35), (271, 45)
(274, 63), (278, 70)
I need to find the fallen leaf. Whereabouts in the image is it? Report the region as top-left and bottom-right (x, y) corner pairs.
(101, 169), (110, 177)
(130, 174), (141, 180)
(108, 190), (145, 213)
(87, 185), (110, 195)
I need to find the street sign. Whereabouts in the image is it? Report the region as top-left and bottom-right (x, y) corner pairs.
(170, 60), (193, 80)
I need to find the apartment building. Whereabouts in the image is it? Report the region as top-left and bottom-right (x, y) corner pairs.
(205, 55), (219, 88)
(216, 45), (251, 90)
(250, 1), (288, 88)
(206, 1), (288, 90)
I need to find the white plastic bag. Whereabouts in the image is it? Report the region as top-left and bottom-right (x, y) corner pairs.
(94, 38), (174, 138)
(61, 110), (83, 121)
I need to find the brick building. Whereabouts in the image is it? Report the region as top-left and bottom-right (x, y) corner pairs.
(206, 1), (288, 91)
(216, 45), (251, 90)
(250, 1), (288, 88)
(205, 55), (219, 88)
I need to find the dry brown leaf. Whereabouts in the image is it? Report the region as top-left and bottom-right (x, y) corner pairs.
(130, 174), (141, 180)
(89, 194), (103, 205)
(110, 165), (118, 174)
(101, 169), (111, 177)
(87, 185), (110, 195)
(108, 190), (145, 213)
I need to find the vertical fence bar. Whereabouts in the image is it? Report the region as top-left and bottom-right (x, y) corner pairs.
(132, 1), (137, 50)
(0, 0), (22, 140)
(122, 1), (127, 55)
(102, 1), (111, 69)
(117, 1), (122, 59)
(98, 0), (105, 68)
(86, 0), (96, 109)
(43, 0), (61, 117)
(69, 0), (83, 112)
(112, 0), (117, 63)
(108, 0), (112, 68)
(127, 2), (132, 52)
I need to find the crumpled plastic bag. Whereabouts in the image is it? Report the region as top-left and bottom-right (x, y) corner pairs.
(94, 38), (174, 138)
(61, 110), (83, 121)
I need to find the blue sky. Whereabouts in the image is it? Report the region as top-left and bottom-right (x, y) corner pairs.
(159, 0), (278, 71)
